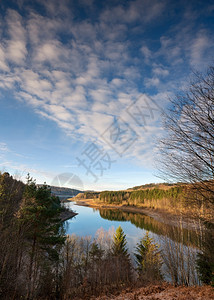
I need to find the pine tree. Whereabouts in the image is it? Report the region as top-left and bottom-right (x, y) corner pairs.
(17, 175), (65, 298)
(89, 241), (104, 291)
(134, 232), (162, 282)
(111, 226), (132, 284)
(90, 241), (104, 261)
(0, 172), (24, 227)
(112, 225), (129, 257)
(0, 173), (25, 298)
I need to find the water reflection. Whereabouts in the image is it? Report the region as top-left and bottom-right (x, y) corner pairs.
(64, 202), (201, 285)
(97, 208), (201, 248)
(65, 202), (201, 249)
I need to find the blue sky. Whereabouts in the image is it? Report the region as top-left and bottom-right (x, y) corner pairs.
(0, 0), (213, 191)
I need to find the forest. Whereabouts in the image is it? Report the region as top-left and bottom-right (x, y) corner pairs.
(99, 186), (184, 206)
(84, 185), (210, 218)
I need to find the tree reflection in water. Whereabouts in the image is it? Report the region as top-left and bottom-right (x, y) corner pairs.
(97, 208), (202, 248)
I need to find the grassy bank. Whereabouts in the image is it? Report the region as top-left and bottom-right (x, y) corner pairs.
(74, 184), (210, 220)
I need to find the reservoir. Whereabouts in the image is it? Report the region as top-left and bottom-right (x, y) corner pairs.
(64, 201), (201, 284)
(64, 201), (200, 252)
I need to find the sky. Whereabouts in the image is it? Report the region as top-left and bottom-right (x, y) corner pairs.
(0, 0), (213, 191)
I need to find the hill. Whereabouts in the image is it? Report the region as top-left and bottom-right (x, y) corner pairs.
(127, 182), (185, 191)
(37, 184), (83, 198)
(75, 181), (212, 220)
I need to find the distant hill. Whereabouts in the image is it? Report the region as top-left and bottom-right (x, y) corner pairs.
(37, 184), (83, 198)
(127, 182), (184, 191)
(75, 183), (184, 199)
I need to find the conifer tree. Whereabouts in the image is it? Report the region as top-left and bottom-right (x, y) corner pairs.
(0, 172), (24, 298)
(134, 232), (162, 282)
(111, 226), (132, 283)
(0, 172), (24, 227)
(17, 174), (65, 298)
(112, 225), (129, 257)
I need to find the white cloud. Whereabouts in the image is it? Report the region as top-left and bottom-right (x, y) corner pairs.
(157, 23), (214, 69)
(189, 31), (210, 67)
(110, 78), (124, 87)
(0, 45), (9, 71)
(27, 11), (67, 46)
(145, 77), (160, 87)
(141, 45), (152, 62)
(0, 71), (20, 89)
(45, 104), (72, 121)
(65, 86), (87, 108)
(34, 40), (69, 65)
(6, 9), (26, 41)
(17, 92), (43, 107)
(19, 69), (52, 101)
(6, 9), (27, 65)
(152, 67), (169, 77)
(1, 160), (55, 184)
(100, 0), (165, 25)
(77, 112), (114, 140)
(7, 40), (27, 64)
(0, 142), (10, 152)
(151, 92), (172, 107)
(89, 88), (112, 103)
(158, 36), (182, 64)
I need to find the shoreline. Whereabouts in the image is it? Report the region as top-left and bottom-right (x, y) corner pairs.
(60, 209), (78, 222)
(70, 198), (202, 231)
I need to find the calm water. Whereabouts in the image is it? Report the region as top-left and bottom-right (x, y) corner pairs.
(64, 201), (199, 253)
(64, 201), (200, 284)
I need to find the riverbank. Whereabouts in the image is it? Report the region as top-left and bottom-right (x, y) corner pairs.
(60, 209), (78, 222)
(70, 198), (203, 231)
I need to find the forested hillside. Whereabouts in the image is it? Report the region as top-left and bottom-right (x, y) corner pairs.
(81, 184), (211, 217)
(100, 186), (183, 205)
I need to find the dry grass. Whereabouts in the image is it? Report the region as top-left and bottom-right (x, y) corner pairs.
(92, 284), (214, 300)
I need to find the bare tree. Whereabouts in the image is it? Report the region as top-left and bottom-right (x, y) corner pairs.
(158, 65), (214, 285)
(159, 66), (214, 218)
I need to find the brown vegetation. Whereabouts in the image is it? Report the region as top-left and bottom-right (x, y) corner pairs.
(73, 181), (213, 222)
(93, 284), (214, 300)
